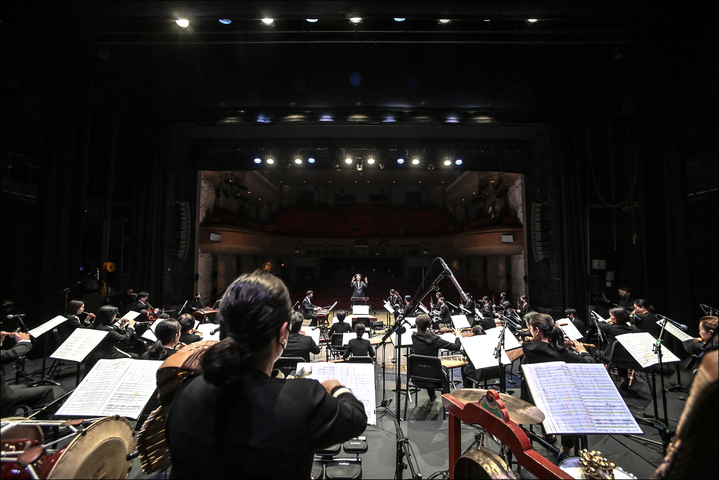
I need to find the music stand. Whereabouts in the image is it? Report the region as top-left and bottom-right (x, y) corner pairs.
(351, 296), (369, 306)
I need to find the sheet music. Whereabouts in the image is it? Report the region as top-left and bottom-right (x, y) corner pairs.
(29, 315), (69, 339)
(49, 329), (109, 362)
(484, 325), (521, 350)
(657, 320), (693, 342)
(342, 332), (369, 345)
(142, 322), (157, 341)
(615, 332), (680, 368)
(522, 362), (641, 434)
(352, 305), (370, 316)
(300, 326), (322, 346)
(451, 315), (471, 329)
(56, 358), (163, 419)
(384, 301), (395, 314)
(460, 334), (511, 369)
(403, 316), (416, 327)
(298, 362), (376, 425)
(196, 323), (220, 341)
(392, 328), (416, 348)
(122, 311), (141, 321)
(556, 318), (583, 341)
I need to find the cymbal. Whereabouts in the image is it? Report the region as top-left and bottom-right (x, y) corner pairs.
(450, 389), (545, 425)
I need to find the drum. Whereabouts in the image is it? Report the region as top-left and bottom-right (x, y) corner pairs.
(1, 417), (46, 479)
(559, 456), (637, 479)
(454, 447), (518, 479)
(41, 416), (135, 479)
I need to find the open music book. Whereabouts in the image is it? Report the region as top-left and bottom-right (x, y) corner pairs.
(28, 315), (69, 339)
(50, 328), (109, 362)
(300, 326), (322, 346)
(55, 358), (163, 419)
(615, 332), (681, 368)
(522, 362), (642, 434)
(297, 362), (376, 425)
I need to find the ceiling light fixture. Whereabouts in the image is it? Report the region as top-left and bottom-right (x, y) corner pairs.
(526, 18), (538, 23)
(294, 158), (303, 165)
(438, 19), (452, 24)
(266, 157), (275, 165)
(444, 159), (452, 166)
(308, 157), (316, 164)
(254, 158), (262, 164)
(367, 157), (376, 165)
(397, 158), (405, 165)
(175, 19), (190, 28)
(219, 19), (232, 25)
(412, 158), (420, 165)
(345, 156), (353, 164)
(349, 17), (363, 24)
(261, 18), (275, 26)
(306, 18), (319, 23)
(394, 18), (406, 22)
(455, 159), (463, 166)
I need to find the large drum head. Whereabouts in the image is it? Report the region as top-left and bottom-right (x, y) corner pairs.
(455, 447), (518, 479)
(46, 416), (135, 479)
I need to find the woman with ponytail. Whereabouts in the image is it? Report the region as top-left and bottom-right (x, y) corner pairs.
(166, 270), (367, 479)
(411, 314), (461, 400)
(140, 319), (181, 360)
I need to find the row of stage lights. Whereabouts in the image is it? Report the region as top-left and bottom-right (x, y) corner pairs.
(175, 17), (541, 28)
(252, 156), (463, 167)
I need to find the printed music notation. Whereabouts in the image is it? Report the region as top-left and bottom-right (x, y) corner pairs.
(298, 362), (377, 425)
(615, 332), (681, 368)
(28, 315), (69, 339)
(522, 362), (642, 435)
(656, 320), (693, 342)
(50, 328), (109, 363)
(56, 358), (164, 419)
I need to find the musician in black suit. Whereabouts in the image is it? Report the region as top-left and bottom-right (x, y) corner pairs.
(683, 316), (718, 356)
(301, 290), (319, 327)
(189, 293), (204, 312)
(167, 271), (366, 478)
(58, 299), (92, 342)
(388, 289), (402, 320)
(1, 331), (55, 417)
(517, 295), (532, 318)
(350, 274), (368, 301)
(87, 305), (139, 369)
(328, 310), (353, 338)
(432, 297), (452, 329)
(599, 307), (641, 391)
(411, 314), (461, 400)
(130, 291), (150, 312)
(632, 299), (661, 339)
(178, 313), (202, 345)
(283, 312), (321, 362)
(617, 286), (634, 312)
(342, 323), (375, 360)
(402, 295), (414, 316)
(565, 308), (587, 342)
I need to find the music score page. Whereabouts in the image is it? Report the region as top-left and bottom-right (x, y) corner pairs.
(50, 328), (109, 362)
(522, 362), (641, 434)
(616, 332), (680, 368)
(298, 362), (376, 425)
(56, 358), (163, 419)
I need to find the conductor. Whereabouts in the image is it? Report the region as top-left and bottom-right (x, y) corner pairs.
(350, 274), (368, 304)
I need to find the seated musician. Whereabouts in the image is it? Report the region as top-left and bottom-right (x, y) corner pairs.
(683, 316), (718, 356)
(166, 271), (367, 478)
(328, 310), (353, 338)
(58, 299), (92, 341)
(1, 331), (55, 417)
(461, 325), (499, 388)
(130, 291), (150, 312)
(432, 297), (452, 329)
(342, 323), (375, 361)
(402, 295), (414, 316)
(631, 299), (661, 338)
(283, 312), (321, 362)
(598, 307), (640, 391)
(87, 305), (139, 369)
(178, 313), (202, 345)
(301, 290), (320, 327)
(411, 314), (462, 401)
(521, 312), (593, 460)
(565, 307), (587, 342)
(189, 292), (204, 312)
(141, 319), (182, 361)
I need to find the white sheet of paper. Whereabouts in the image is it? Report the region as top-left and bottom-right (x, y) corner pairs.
(484, 325), (521, 350)
(522, 362), (642, 434)
(556, 318), (583, 340)
(342, 332), (369, 345)
(392, 328), (416, 348)
(451, 315), (471, 329)
(300, 326), (322, 346)
(55, 358), (163, 419)
(615, 332), (680, 368)
(460, 334), (511, 369)
(196, 323), (220, 341)
(142, 328), (157, 342)
(121, 311), (141, 321)
(50, 329), (109, 362)
(298, 362), (376, 425)
(29, 315), (69, 339)
(657, 320), (693, 342)
(352, 305), (370, 316)
(384, 301), (395, 313)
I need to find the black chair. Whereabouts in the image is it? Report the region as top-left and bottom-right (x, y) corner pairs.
(273, 357), (306, 378)
(348, 356), (374, 364)
(330, 334), (346, 358)
(466, 365), (502, 389)
(603, 340), (643, 387)
(405, 354), (448, 418)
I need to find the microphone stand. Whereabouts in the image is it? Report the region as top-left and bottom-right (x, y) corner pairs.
(647, 318), (674, 454)
(378, 315), (406, 419)
(381, 315), (409, 422)
(494, 319), (509, 393)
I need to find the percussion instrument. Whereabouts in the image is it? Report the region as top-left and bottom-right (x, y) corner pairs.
(192, 308), (218, 322)
(1, 416), (134, 479)
(454, 446), (518, 479)
(559, 455), (636, 479)
(450, 389), (545, 426)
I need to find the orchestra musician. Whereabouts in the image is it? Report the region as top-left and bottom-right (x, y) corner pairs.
(479, 296), (494, 318)
(166, 270), (367, 478)
(683, 316), (718, 356)
(301, 290), (320, 327)
(402, 295), (414, 316)
(432, 296), (452, 329)
(141, 319), (183, 361)
(342, 323), (375, 361)
(58, 299), (93, 341)
(411, 314), (462, 401)
(617, 286), (634, 312)
(130, 291), (150, 312)
(565, 308), (587, 342)
(283, 311), (321, 362)
(463, 294), (476, 320)
(521, 312), (593, 460)
(599, 307), (640, 391)
(631, 299), (661, 338)
(189, 292), (205, 312)
(516, 295), (532, 318)
(350, 274), (368, 301)
(328, 310), (353, 338)
(87, 305), (139, 369)
(178, 313), (203, 345)
(388, 289), (403, 320)
(1, 330), (55, 417)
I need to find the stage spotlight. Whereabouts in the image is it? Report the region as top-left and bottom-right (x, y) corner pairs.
(438, 19), (452, 24)
(308, 157), (316, 164)
(254, 158), (262, 164)
(219, 19), (232, 25)
(367, 157), (376, 165)
(266, 157), (275, 165)
(455, 159), (463, 166)
(345, 157), (353, 165)
(261, 18), (274, 26)
(526, 18), (538, 23)
(175, 18), (190, 28)
(306, 18), (319, 23)
(394, 18), (406, 22)
(411, 158), (420, 165)
(294, 158), (303, 165)
(397, 158), (405, 165)
(444, 159), (452, 166)
(349, 17), (363, 24)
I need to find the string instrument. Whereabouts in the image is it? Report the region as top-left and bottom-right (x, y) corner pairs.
(146, 303), (160, 322)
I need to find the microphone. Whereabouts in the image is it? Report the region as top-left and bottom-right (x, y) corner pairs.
(6, 314), (26, 319)
(438, 258), (469, 303)
(657, 314), (688, 331)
